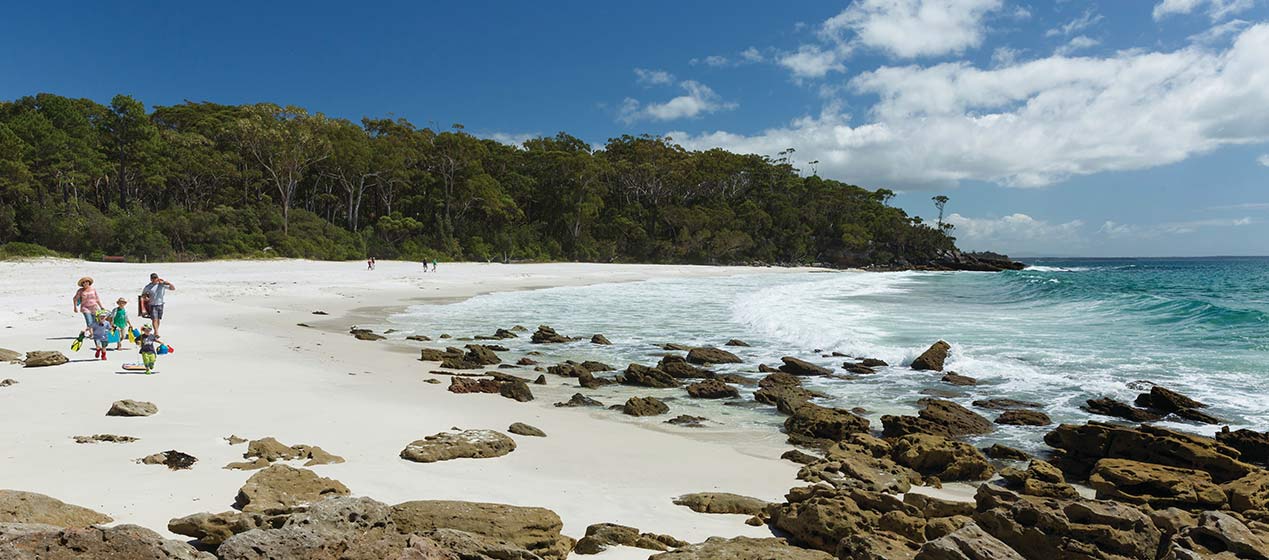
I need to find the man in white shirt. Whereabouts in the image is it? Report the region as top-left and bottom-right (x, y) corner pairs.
(142, 272), (176, 335)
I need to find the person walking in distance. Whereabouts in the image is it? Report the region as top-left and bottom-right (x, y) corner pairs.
(141, 273), (175, 335)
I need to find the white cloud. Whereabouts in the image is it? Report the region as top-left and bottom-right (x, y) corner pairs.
(633, 68), (674, 86)
(1046, 9), (1103, 37)
(672, 24), (1269, 189)
(1259, 153), (1269, 166)
(946, 213), (1086, 253)
(821, 0), (1005, 59)
(1055, 35), (1101, 56)
(619, 81), (737, 123)
(778, 45), (845, 79)
(991, 46), (1022, 66)
(1100, 217), (1254, 237)
(483, 132), (538, 147)
(1153, 0), (1254, 21)
(1189, 18), (1252, 43)
(741, 47), (765, 63)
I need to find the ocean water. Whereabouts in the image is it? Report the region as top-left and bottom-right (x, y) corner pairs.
(386, 258), (1269, 452)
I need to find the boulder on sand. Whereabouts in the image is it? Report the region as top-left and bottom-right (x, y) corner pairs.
(0, 489), (113, 526)
(234, 465), (351, 514)
(139, 450), (198, 470)
(0, 523), (212, 559)
(623, 396), (670, 417)
(498, 379), (534, 402)
(618, 363), (681, 388)
(22, 350), (68, 367)
(911, 341), (951, 371)
(686, 347), (742, 365)
(779, 357), (831, 376)
(391, 500), (575, 559)
(107, 399), (158, 417)
(882, 399), (994, 439)
(508, 422), (546, 437)
(448, 377), (501, 394)
(673, 493), (771, 516)
(0, 348), (23, 362)
(574, 523), (686, 554)
(648, 536), (834, 560)
(890, 434), (995, 482)
(554, 393), (604, 408)
(400, 430), (517, 463)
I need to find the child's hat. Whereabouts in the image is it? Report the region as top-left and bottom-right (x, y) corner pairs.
(117, 297), (127, 304)
(140, 324), (152, 330)
(95, 309), (109, 317)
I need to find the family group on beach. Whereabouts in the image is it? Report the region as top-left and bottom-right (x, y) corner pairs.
(71, 272), (174, 374)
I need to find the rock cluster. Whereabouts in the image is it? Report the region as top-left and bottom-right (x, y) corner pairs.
(1084, 384), (1223, 425)
(574, 522), (687, 554)
(530, 325), (573, 343)
(224, 437), (344, 470)
(685, 347), (741, 365)
(439, 343), (502, 369)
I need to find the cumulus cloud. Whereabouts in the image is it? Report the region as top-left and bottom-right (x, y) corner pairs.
(482, 132), (538, 147)
(1055, 35), (1100, 56)
(944, 213), (1085, 254)
(778, 45), (846, 79)
(634, 68), (674, 86)
(741, 47), (766, 63)
(1101, 217), (1254, 237)
(821, 0), (1005, 59)
(619, 81), (737, 123)
(1153, 0), (1254, 21)
(1259, 153), (1269, 166)
(672, 24), (1269, 189)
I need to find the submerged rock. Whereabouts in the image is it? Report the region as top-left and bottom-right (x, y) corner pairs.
(995, 410), (1051, 426)
(666, 415), (709, 427)
(972, 398), (1042, 410)
(940, 372), (977, 386)
(590, 334), (612, 345)
(779, 357), (831, 376)
(686, 379), (739, 399)
(1082, 397), (1162, 422)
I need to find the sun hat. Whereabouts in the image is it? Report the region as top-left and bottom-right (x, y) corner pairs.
(141, 324), (152, 330)
(78, 277), (93, 287)
(95, 309), (109, 317)
(116, 297), (128, 304)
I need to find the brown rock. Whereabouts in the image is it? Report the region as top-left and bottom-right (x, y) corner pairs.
(659, 356), (713, 379)
(1223, 469), (1269, 513)
(168, 511), (272, 547)
(972, 399), (1042, 410)
(999, 460), (1080, 499)
(508, 423), (546, 437)
(400, 430), (516, 463)
(22, 350), (68, 367)
(107, 399), (157, 417)
(685, 347), (741, 365)
(1082, 397), (1162, 422)
(447, 377), (501, 394)
(234, 465), (350, 514)
(984, 444), (1030, 461)
(890, 434), (995, 482)
(666, 415), (709, 427)
(139, 450), (198, 470)
(530, 325), (572, 344)
(779, 357), (831, 376)
(1217, 427), (1269, 464)
(686, 379), (739, 399)
(995, 410), (1051, 426)
(498, 379), (534, 402)
(623, 396), (670, 417)
(725, 339), (751, 347)
(648, 536), (834, 560)
(0, 378), (16, 387)
(73, 434), (138, 444)
(785, 401), (871, 446)
(0, 523), (212, 559)
(391, 500), (574, 559)
(573, 522), (686, 554)
(911, 341), (951, 371)
(1043, 422), (1252, 482)
(1088, 457), (1226, 509)
(554, 393), (603, 407)
(915, 522), (1026, 560)
(590, 334), (612, 345)
(940, 372), (977, 386)
(0, 490), (112, 527)
(1134, 385), (1207, 412)
(882, 399), (994, 439)
(618, 363), (680, 388)
(972, 484), (1162, 560)
(673, 493), (771, 516)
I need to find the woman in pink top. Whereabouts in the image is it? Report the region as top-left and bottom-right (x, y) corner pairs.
(73, 276), (102, 327)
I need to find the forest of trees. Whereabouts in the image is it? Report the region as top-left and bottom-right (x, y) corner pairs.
(0, 93), (959, 266)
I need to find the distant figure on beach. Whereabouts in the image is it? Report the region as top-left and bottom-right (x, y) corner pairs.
(141, 273), (175, 335)
(72, 276), (102, 327)
(431, 258), (438, 272)
(110, 297), (134, 351)
(137, 324), (160, 375)
(84, 310), (111, 360)
(371, 257), (376, 270)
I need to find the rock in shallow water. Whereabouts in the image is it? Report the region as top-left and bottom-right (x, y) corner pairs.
(911, 341), (951, 371)
(400, 430), (517, 463)
(686, 347), (741, 365)
(994, 410), (1051, 426)
(686, 379), (739, 399)
(554, 393), (604, 407)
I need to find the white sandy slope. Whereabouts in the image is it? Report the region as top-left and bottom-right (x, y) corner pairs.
(0, 258), (812, 557)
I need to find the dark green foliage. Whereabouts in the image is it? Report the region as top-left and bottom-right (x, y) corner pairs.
(0, 94), (957, 264)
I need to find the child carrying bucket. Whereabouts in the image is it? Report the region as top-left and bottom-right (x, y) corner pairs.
(110, 297), (134, 351)
(137, 324), (160, 375)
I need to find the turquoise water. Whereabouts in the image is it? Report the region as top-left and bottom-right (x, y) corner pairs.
(388, 258), (1269, 451)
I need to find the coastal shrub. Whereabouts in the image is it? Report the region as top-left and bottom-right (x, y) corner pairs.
(0, 241), (60, 259)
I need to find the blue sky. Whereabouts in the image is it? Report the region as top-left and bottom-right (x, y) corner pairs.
(3, 0), (1268, 256)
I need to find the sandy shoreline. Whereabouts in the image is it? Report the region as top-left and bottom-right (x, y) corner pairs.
(0, 258), (825, 556)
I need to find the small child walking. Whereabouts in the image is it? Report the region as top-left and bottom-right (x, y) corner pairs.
(137, 324), (160, 375)
(111, 297), (133, 351)
(85, 310), (112, 360)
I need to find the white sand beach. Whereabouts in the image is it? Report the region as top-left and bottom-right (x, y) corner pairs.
(0, 259), (812, 557)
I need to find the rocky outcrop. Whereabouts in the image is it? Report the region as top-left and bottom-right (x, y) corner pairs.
(882, 399), (994, 438)
(995, 410), (1051, 426)
(799, 436), (921, 493)
(984, 444), (1030, 461)
(941, 372), (977, 386)
(448, 377), (501, 394)
(234, 465), (351, 514)
(350, 328), (385, 341)
(998, 460), (1079, 499)
(0, 490), (113, 526)
(391, 499), (575, 558)
(1131, 385), (1221, 425)
(419, 347), (463, 362)
(590, 334), (612, 345)
(911, 341), (951, 371)
(167, 511), (277, 547)
(107, 399), (157, 417)
(530, 325), (572, 344)
(624, 396), (670, 417)
(499, 379), (534, 402)
(659, 355), (713, 379)
(648, 536), (834, 559)
(1043, 422), (1253, 482)
(972, 483), (1163, 560)
(686, 347), (741, 365)
(22, 350), (68, 367)
(1082, 397), (1162, 422)
(1088, 458), (1227, 510)
(0, 523), (212, 559)
(915, 522), (1026, 560)
(554, 393), (604, 407)
(439, 344), (503, 369)
(1217, 427), (1269, 464)
(784, 402), (870, 447)
(225, 437), (344, 469)
(508, 422), (546, 437)
(574, 523), (686, 554)
(890, 434), (995, 482)
(779, 357), (831, 376)
(673, 493), (771, 516)
(618, 363), (681, 388)
(972, 399), (1042, 410)
(1172, 511), (1269, 559)
(686, 379), (739, 399)
(400, 430), (516, 463)
(666, 415), (708, 427)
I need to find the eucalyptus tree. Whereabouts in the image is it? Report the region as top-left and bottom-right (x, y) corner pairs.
(232, 104), (332, 234)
